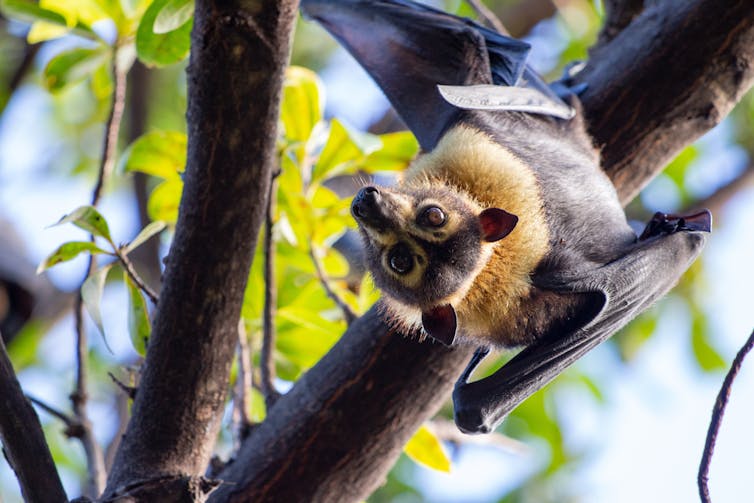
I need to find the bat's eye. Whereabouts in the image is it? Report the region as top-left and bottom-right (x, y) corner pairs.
(419, 206), (446, 227)
(388, 244), (414, 274)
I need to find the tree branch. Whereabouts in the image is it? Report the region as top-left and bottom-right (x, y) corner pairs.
(103, 0), (300, 498)
(578, 0), (754, 205)
(232, 321), (253, 445)
(0, 336), (67, 502)
(212, 307), (473, 502)
(309, 246), (357, 325)
(211, 0), (754, 500)
(260, 175), (280, 409)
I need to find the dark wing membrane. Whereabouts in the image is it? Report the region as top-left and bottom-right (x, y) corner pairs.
(454, 230), (708, 434)
(300, 0), (531, 151)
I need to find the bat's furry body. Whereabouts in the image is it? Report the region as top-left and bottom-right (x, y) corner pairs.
(302, 0), (710, 433)
(379, 124), (571, 346)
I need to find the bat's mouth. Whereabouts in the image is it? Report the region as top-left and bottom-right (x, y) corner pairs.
(638, 210), (712, 240)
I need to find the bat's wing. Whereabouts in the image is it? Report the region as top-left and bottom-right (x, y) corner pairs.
(453, 212), (711, 434)
(300, 0), (570, 150)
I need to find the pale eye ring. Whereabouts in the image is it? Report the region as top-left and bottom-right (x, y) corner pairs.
(388, 244), (414, 274)
(420, 206), (446, 227)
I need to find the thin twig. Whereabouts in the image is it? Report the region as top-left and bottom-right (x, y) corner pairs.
(1, 41), (40, 114)
(116, 249), (159, 304)
(465, 0), (507, 34)
(107, 371), (137, 400)
(27, 395), (76, 428)
(91, 47), (127, 208)
(233, 320), (253, 447)
(309, 246), (357, 324)
(698, 328), (754, 503)
(104, 390), (129, 471)
(71, 45), (128, 498)
(260, 175), (281, 409)
(0, 337), (68, 502)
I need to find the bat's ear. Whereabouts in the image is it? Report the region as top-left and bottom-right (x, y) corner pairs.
(479, 208), (518, 242)
(422, 304), (457, 346)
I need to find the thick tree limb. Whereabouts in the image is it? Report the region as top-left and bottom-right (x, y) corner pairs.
(211, 307), (472, 502)
(0, 336), (67, 502)
(578, 0), (754, 205)
(212, 0), (754, 501)
(103, 0), (299, 498)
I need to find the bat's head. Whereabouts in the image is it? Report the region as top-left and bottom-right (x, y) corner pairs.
(351, 182), (517, 344)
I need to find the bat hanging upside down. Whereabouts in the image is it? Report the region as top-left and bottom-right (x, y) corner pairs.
(301, 0), (710, 434)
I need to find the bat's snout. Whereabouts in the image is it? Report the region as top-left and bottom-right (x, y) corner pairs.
(351, 186), (388, 227)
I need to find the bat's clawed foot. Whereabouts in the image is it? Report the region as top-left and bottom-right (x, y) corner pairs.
(639, 210), (712, 240)
(454, 404), (492, 435)
(453, 347), (495, 434)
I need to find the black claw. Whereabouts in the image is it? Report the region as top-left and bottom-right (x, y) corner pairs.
(639, 210), (712, 240)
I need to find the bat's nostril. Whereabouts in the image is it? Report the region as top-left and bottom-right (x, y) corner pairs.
(362, 186), (379, 195)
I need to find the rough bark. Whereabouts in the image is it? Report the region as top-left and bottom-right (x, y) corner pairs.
(103, 0), (299, 499)
(0, 336), (67, 502)
(211, 307), (473, 502)
(211, 0), (754, 501)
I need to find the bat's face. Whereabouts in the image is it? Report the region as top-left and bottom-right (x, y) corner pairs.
(351, 182), (516, 310)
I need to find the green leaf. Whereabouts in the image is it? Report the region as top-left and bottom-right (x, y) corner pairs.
(81, 264), (113, 350)
(361, 131), (419, 173)
(314, 119), (380, 182)
(135, 0), (192, 67)
(321, 247), (349, 277)
(0, 0), (68, 27)
(275, 323), (341, 376)
(248, 387), (266, 423)
(27, 21), (70, 42)
(123, 221), (167, 254)
(147, 178), (183, 224)
(43, 0), (107, 26)
(52, 205), (113, 243)
(616, 309), (658, 362)
(90, 60), (114, 99)
(3, 0), (102, 42)
(122, 130), (187, 178)
(153, 0), (193, 34)
(404, 425), (451, 473)
(44, 47), (109, 93)
(37, 241), (110, 273)
(356, 274), (379, 314)
(125, 271), (151, 356)
(5, 320), (45, 368)
(276, 306), (343, 337)
(691, 311), (726, 372)
(281, 66), (324, 143)
(663, 145), (698, 206)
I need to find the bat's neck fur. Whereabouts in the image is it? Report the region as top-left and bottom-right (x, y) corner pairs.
(385, 125), (550, 343)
